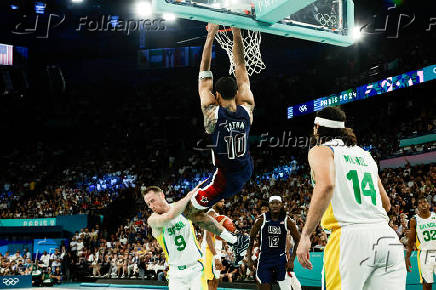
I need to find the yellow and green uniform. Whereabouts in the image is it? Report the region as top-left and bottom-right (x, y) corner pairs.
(201, 229), (223, 281)
(317, 139), (406, 290)
(415, 212), (436, 284)
(154, 209), (207, 290)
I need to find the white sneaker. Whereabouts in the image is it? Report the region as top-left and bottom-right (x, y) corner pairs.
(288, 271), (302, 290)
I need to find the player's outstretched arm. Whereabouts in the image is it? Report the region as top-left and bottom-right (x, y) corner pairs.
(405, 218), (416, 272)
(246, 216), (263, 268)
(147, 186), (200, 228)
(232, 27), (254, 124)
(297, 146), (335, 270)
(199, 23), (219, 108)
(199, 23), (219, 134)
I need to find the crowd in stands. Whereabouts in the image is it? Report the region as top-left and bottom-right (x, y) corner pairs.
(0, 248), (64, 286)
(0, 142), (137, 219)
(2, 161), (432, 284)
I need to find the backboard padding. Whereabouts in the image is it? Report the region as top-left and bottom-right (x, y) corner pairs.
(153, 0), (354, 47)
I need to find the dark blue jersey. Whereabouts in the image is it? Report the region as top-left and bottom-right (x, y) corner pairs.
(259, 212), (288, 259)
(211, 105), (251, 171)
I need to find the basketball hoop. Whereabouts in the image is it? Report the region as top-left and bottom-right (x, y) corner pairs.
(214, 26), (266, 76)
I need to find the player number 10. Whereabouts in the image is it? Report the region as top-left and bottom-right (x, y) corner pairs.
(224, 133), (246, 159)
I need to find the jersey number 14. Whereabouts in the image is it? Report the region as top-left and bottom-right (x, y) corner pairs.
(346, 170), (377, 206)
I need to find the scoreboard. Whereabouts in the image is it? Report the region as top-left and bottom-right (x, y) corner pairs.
(287, 65), (436, 119)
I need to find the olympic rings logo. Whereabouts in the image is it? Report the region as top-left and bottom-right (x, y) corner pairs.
(2, 277), (20, 286)
(316, 13), (337, 27)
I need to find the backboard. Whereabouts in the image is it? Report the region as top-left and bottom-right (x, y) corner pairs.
(153, 0), (354, 47)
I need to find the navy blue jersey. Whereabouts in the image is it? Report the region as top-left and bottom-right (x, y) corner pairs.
(259, 212), (288, 259)
(211, 105), (251, 171)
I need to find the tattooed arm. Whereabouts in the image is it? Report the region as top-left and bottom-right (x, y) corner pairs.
(184, 202), (225, 236)
(202, 105), (218, 134)
(232, 27), (254, 124)
(199, 23), (219, 133)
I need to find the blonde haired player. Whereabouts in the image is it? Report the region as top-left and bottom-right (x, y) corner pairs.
(406, 196), (436, 290)
(144, 185), (207, 290)
(296, 107), (406, 290)
(201, 199), (226, 290)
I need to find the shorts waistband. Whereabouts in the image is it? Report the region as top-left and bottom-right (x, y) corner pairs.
(340, 222), (389, 230)
(172, 260), (201, 271)
(329, 222), (389, 233)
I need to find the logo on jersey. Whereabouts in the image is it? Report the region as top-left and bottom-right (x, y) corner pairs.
(268, 226), (281, 235)
(419, 223), (436, 230)
(167, 221), (185, 236)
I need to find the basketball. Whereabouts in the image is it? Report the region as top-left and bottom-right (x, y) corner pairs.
(215, 215), (236, 240)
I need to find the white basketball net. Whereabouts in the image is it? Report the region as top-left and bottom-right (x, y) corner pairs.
(214, 28), (266, 76)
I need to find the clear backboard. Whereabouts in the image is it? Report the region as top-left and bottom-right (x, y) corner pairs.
(153, 0), (354, 47)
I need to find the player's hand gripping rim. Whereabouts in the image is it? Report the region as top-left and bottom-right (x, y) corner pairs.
(296, 234), (313, 270)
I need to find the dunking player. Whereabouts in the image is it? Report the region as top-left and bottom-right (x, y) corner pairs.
(296, 107), (406, 289)
(406, 196), (436, 290)
(247, 196), (301, 290)
(144, 185), (207, 289)
(182, 23), (254, 265)
(201, 199), (225, 290)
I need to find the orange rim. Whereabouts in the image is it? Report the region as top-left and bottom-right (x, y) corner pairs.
(205, 25), (232, 32)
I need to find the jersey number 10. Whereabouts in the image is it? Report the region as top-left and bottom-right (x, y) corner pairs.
(224, 133), (246, 159)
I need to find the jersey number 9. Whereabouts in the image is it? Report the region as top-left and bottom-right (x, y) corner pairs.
(175, 235), (186, 251)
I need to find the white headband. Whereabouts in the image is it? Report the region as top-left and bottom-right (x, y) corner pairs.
(269, 196), (282, 203)
(314, 117), (345, 129)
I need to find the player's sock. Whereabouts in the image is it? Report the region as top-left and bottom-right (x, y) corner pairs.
(219, 229), (237, 244)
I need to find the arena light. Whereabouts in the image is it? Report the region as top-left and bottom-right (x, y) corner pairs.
(136, 1), (152, 17)
(35, 2), (46, 14)
(10, 4), (19, 10)
(162, 13), (176, 21)
(110, 15), (119, 28)
(71, 0), (83, 3)
(352, 26), (363, 41)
